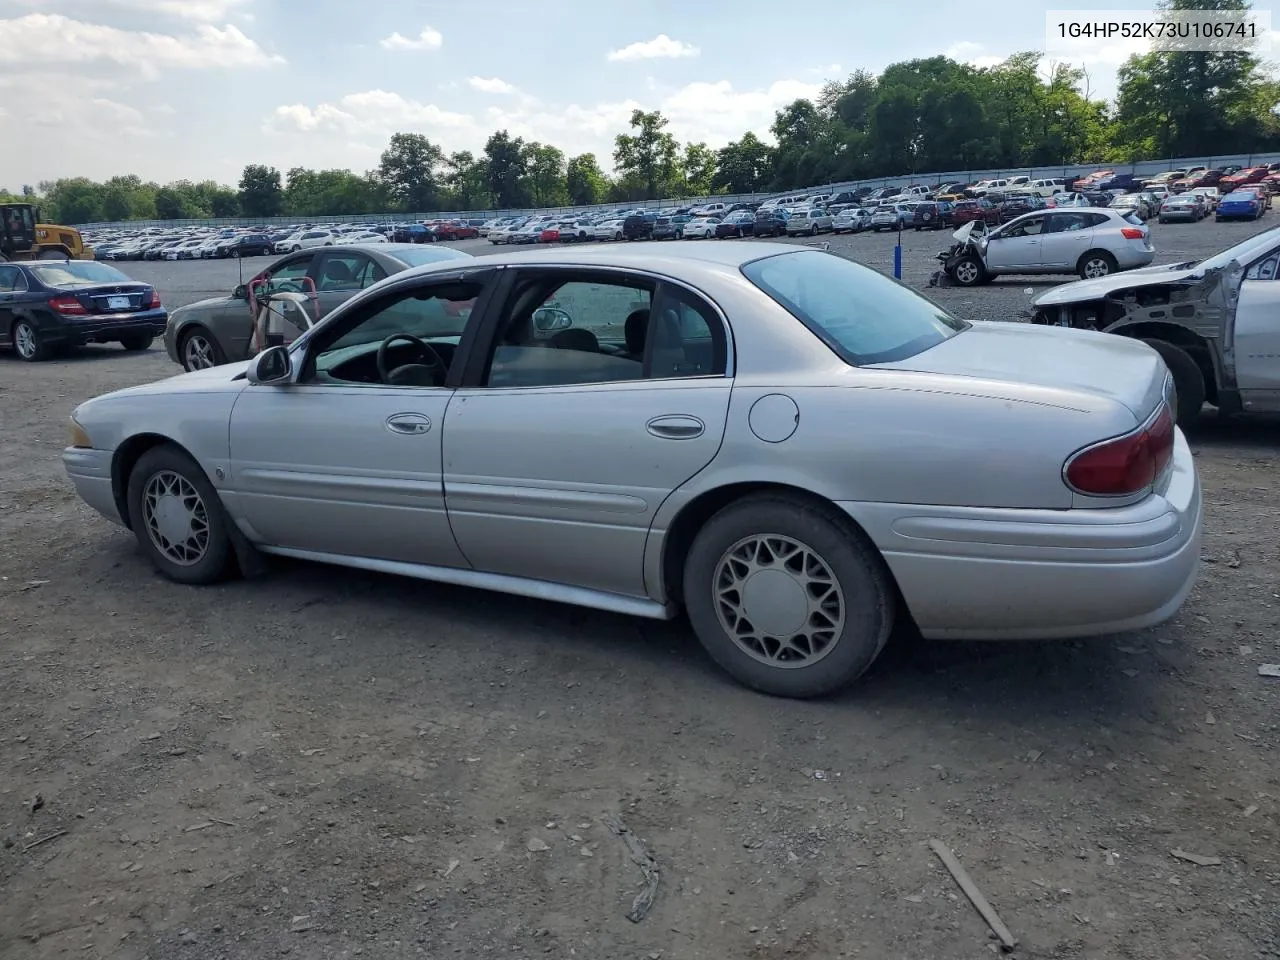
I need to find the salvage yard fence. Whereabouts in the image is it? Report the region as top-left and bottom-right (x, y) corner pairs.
(75, 151), (1280, 232)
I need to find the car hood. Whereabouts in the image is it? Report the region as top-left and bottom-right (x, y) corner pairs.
(93, 359), (252, 403)
(174, 294), (240, 314)
(870, 320), (1165, 420)
(1033, 261), (1203, 307)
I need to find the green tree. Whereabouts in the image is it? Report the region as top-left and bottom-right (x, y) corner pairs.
(44, 178), (104, 224)
(194, 181), (239, 218)
(378, 132), (444, 212)
(680, 142), (717, 196)
(713, 133), (773, 193)
(613, 109), (679, 200)
(522, 143), (568, 207)
(565, 153), (609, 205)
(238, 164), (283, 217)
(444, 151), (491, 210)
(484, 130), (532, 208)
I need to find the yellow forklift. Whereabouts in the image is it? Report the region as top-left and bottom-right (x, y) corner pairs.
(0, 203), (94, 261)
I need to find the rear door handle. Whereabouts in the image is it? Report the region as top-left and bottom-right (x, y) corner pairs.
(646, 415), (704, 440)
(386, 412), (432, 435)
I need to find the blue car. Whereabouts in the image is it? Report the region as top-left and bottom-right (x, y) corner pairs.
(1216, 190), (1264, 222)
(0, 259), (166, 362)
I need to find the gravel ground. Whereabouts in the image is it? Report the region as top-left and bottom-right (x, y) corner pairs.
(2, 217), (1278, 960)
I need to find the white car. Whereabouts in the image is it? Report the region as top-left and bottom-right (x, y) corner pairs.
(946, 208), (1155, 285)
(296, 230), (336, 250)
(968, 179), (1009, 197)
(592, 219), (624, 241)
(681, 217), (721, 239)
(832, 208), (871, 233)
(869, 204), (913, 231)
(488, 223), (525, 245)
(1189, 187), (1221, 210)
(347, 232), (389, 245)
(1009, 178), (1068, 199)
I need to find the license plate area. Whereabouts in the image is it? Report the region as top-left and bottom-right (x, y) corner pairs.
(107, 296), (131, 310)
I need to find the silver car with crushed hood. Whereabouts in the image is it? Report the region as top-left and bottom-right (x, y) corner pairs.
(63, 243), (1201, 699)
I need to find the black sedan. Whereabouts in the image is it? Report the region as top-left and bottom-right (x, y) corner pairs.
(218, 233), (275, 258)
(0, 259), (166, 362)
(714, 210), (757, 238)
(753, 208), (790, 237)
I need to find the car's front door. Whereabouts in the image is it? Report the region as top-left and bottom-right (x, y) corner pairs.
(441, 269), (732, 598)
(1038, 212), (1100, 268)
(1233, 249), (1280, 399)
(230, 253), (319, 360)
(226, 267), (497, 565)
(983, 214), (1048, 271)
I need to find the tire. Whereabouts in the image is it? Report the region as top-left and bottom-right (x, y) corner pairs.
(682, 494), (894, 699)
(951, 254), (986, 287)
(1078, 250), (1118, 280)
(1142, 339), (1206, 426)
(11, 318), (50, 361)
(126, 445), (236, 585)
(179, 327), (224, 371)
(120, 334), (153, 352)
(810, 224), (818, 236)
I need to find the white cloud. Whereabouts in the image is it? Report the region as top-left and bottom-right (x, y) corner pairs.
(468, 76), (515, 94)
(0, 14), (283, 77)
(944, 41), (1007, 70)
(661, 79), (824, 146)
(809, 63), (843, 77)
(267, 90), (473, 136)
(98, 0), (256, 20)
(379, 26), (443, 51)
(607, 34), (699, 62)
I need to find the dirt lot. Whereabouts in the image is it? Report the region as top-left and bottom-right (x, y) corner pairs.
(2, 222), (1279, 960)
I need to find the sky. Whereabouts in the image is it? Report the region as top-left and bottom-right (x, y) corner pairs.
(0, 0), (1274, 189)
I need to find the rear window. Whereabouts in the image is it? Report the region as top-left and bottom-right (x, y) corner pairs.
(741, 250), (968, 365)
(390, 247), (474, 268)
(30, 261), (130, 287)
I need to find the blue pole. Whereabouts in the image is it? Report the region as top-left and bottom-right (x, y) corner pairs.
(893, 234), (903, 279)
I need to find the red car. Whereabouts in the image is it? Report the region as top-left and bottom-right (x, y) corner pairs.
(951, 198), (1002, 226)
(433, 219), (480, 241)
(538, 226), (561, 243)
(1219, 166), (1269, 191)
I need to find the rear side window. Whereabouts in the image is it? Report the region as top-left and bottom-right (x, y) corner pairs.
(742, 250), (967, 366)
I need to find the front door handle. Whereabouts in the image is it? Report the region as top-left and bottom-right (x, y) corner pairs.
(386, 412), (432, 435)
(646, 415), (704, 440)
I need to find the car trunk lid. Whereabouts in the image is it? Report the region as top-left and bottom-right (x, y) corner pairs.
(870, 321), (1168, 422)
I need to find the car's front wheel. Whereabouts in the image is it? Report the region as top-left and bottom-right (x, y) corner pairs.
(951, 254), (986, 286)
(126, 445), (236, 585)
(682, 494), (894, 698)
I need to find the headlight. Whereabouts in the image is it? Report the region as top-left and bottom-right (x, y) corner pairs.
(67, 417), (92, 449)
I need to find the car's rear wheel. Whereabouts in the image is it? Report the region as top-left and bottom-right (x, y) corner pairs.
(951, 254), (986, 286)
(180, 328), (224, 371)
(127, 445), (235, 585)
(1142, 338), (1206, 425)
(1078, 250), (1118, 279)
(682, 494), (894, 698)
(120, 334), (153, 352)
(11, 319), (50, 361)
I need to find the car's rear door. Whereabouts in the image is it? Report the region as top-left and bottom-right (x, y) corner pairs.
(441, 267), (732, 598)
(1038, 211), (1100, 268)
(1231, 248), (1280, 401)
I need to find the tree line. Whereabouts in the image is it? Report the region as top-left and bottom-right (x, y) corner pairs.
(7, 1), (1278, 225)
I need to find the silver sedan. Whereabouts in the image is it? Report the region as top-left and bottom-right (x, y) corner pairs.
(63, 242), (1201, 699)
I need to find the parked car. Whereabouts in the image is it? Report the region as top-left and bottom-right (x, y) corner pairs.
(63, 242), (1200, 700)
(652, 215), (693, 240)
(1216, 191), (1265, 221)
(785, 208), (833, 236)
(435, 220), (481, 241)
(161, 244), (473, 372)
(1109, 193), (1154, 220)
(950, 198), (1002, 227)
(832, 208), (871, 233)
(869, 204), (912, 231)
(1158, 193), (1205, 223)
(680, 217), (721, 239)
(753, 208), (790, 238)
(1031, 224), (1280, 424)
(592, 219), (625, 241)
(0, 259), (166, 361)
(1188, 187), (1221, 210)
(997, 196), (1047, 222)
(714, 211), (756, 238)
(939, 208), (1154, 286)
(911, 201), (954, 231)
(622, 213), (656, 240)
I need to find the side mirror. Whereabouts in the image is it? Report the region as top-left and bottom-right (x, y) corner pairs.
(233, 284), (248, 300)
(246, 345), (292, 384)
(533, 307), (573, 333)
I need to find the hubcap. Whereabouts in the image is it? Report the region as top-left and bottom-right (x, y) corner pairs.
(956, 261), (979, 284)
(183, 335), (214, 370)
(713, 534), (845, 668)
(142, 470), (209, 565)
(14, 322), (36, 359)
(1084, 258), (1110, 278)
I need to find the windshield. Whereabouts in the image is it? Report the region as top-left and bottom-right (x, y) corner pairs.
(1197, 225), (1280, 271)
(30, 261), (130, 287)
(741, 250), (968, 365)
(390, 247), (474, 268)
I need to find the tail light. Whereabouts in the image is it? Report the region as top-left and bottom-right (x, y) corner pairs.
(48, 295), (86, 315)
(1120, 227), (1145, 239)
(1064, 404), (1175, 496)
(148, 289), (162, 308)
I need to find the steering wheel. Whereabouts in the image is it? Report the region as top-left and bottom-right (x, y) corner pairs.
(376, 333), (446, 386)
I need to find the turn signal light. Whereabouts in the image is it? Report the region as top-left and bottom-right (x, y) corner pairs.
(48, 295), (87, 314)
(1120, 227), (1146, 239)
(1064, 405), (1174, 496)
(67, 418), (92, 449)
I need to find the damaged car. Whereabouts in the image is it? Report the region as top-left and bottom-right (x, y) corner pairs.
(1030, 226), (1280, 425)
(935, 208), (1154, 287)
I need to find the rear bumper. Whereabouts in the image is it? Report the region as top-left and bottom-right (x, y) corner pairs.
(843, 430), (1202, 640)
(41, 310), (168, 346)
(1116, 246), (1156, 270)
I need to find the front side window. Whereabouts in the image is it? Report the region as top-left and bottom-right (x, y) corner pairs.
(316, 254), (382, 291)
(741, 250), (967, 366)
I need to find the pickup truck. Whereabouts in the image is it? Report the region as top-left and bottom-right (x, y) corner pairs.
(1030, 226), (1280, 424)
(1007, 178), (1067, 199)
